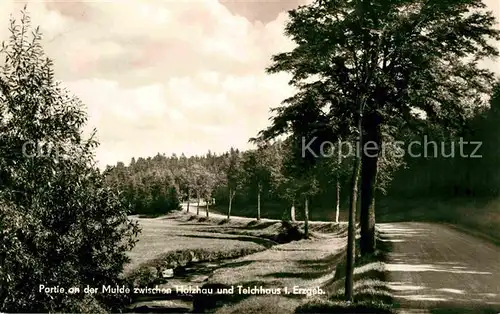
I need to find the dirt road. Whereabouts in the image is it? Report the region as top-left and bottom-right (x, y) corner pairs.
(378, 222), (500, 313)
(182, 202), (339, 225)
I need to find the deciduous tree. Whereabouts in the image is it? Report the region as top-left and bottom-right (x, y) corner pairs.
(258, 0), (499, 257)
(222, 148), (243, 219)
(0, 11), (140, 312)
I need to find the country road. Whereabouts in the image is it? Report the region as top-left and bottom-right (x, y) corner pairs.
(379, 222), (500, 313)
(182, 201), (277, 223)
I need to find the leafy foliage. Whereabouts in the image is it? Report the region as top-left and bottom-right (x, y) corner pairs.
(255, 0), (500, 259)
(0, 10), (139, 312)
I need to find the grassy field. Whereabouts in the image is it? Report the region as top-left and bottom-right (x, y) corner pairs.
(123, 206), (357, 313)
(201, 231), (346, 314)
(125, 207), (347, 276)
(124, 212), (273, 276)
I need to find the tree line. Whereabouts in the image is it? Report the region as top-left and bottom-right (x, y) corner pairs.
(105, 142), (348, 227)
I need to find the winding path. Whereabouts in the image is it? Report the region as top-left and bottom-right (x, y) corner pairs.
(181, 202), (340, 225)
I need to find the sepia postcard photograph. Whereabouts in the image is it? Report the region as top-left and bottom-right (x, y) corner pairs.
(1, 0), (500, 313)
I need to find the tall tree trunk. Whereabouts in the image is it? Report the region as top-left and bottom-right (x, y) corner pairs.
(345, 149), (361, 302)
(257, 183), (261, 221)
(360, 111), (381, 256)
(335, 177), (340, 223)
(304, 196), (309, 238)
(346, 94), (363, 302)
(187, 188), (190, 213)
(228, 189), (234, 219)
(206, 198), (209, 217)
(196, 191), (200, 215)
(290, 199), (295, 221)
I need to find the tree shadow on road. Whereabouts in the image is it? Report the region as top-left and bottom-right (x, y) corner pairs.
(430, 306), (500, 314)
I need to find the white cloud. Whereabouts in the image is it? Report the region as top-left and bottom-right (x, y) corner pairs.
(0, 0), (296, 168)
(3, 0), (498, 169)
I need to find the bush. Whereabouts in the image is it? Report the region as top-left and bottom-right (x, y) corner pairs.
(0, 10), (140, 312)
(274, 220), (304, 243)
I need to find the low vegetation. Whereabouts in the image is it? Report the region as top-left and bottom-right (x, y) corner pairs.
(296, 232), (395, 313)
(123, 213), (273, 276)
(120, 208), (350, 313)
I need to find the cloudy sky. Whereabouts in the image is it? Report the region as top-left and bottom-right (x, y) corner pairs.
(0, 0), (309, 167)
(1, 0), (499, 168)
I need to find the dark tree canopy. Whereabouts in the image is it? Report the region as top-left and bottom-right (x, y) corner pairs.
(254, 0), (500, 292)
(259, 0), (500, 142)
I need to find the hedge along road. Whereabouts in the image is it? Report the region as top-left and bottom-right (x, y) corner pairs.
(378, 222), (500, 313)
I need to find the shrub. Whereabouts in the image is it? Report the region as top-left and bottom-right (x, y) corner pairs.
(0, 10), (140, 312)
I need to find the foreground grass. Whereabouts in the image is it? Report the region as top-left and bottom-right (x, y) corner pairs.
(192, 230), (346, 313)
(124, 211), (309, 312)
(295, 232), (395, 313)
(126, 246), (265, 286)
(124, 209), (342, 292)
(124, 212), (272, 277)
